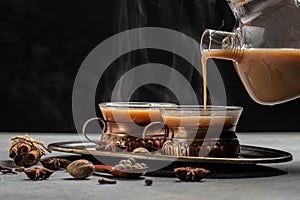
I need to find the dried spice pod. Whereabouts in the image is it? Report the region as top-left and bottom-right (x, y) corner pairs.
(174, 167), (209, 182)
(24, 166), (54, 181)
(0, 166), (13, 171)
(132, 147), (151, 155)
(15, 166), (25, 172)
(1, 166), (25, 174)
(2, 169), (18, 175)
(114, 157), (148, 170)
(9, 145), (18, 159)
(40, 158), (71, 170)
(25, 150), (40, 166)
(17, 143), (32, 155)
(98, 178), (117, 184)
(66, 159), (95, 179)
(9, 135), (50, 167)
(0, 166), (17, 174)
(144, 178), (153, 186)
(2, 171), (17, 174)
(13, 154), (26, 166)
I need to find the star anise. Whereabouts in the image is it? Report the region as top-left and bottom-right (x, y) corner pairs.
(40, 157), (71, 170)
(174, 167), (209, 182)
(24, 166), (54, 181)
(96, 140), (118, 152)
(0, 166), (17, 175)
(0, 166), (12, 171)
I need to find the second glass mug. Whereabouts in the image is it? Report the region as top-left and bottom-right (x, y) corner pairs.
(200, 0), (300, 105)
(144, 105), (243, 158)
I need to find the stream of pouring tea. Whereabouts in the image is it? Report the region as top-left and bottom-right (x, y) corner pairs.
(201, 52), (208, 110)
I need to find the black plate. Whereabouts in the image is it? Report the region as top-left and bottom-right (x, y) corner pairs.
(48, 141), (292, 167)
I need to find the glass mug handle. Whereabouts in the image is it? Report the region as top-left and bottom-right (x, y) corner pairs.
(82, 117), (107, 144)
(142, 122), (174, 140)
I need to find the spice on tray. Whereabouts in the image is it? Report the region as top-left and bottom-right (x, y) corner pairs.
(66, 159), (95, 179)
(174, 167), (209, 182)
(98, 178), (117, 184)
(113, 157), (148, 170)
(9, 135), (51, 167)
(24, 166), (54, 181)
(132, 147), (151, 155)
(40, 157), (71, 170)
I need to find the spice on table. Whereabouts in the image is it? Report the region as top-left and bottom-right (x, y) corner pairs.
(144, 178), (153, 186)
(66, 159), (95, 179)
(174, 167), (209, 182)
(98, 177), (117, 184)
(9, 135), (51, 167)
(2, 170), (18, 175)
(15, 166), (25, 172)
(0, 166), (13, 171)
(24, 166), (54, 181)
(0, 166), (17, 175)
(40, 157), (71, 170)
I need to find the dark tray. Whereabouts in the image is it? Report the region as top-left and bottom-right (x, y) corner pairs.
(48, 141), (292, 169)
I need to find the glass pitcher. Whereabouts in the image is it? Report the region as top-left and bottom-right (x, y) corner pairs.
(200, 0), (300, 105)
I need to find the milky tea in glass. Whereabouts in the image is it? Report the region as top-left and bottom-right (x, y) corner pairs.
(201, 0), (300, 105)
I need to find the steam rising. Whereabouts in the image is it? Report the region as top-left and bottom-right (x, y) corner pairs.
(96, 0), (234, 105)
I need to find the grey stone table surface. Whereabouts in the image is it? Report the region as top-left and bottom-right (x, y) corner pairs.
(0, 132), (299, 200)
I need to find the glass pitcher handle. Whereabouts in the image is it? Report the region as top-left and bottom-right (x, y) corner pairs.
(82, 117), (106, 144)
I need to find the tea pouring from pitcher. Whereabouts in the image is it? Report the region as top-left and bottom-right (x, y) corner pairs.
(200, 0), (300, 105)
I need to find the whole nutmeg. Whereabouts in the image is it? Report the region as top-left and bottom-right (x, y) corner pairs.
(66, 159), (95, 179)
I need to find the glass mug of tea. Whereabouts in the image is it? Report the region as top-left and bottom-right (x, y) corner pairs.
(82, 102), (175, 152)
(200, 0), (300, 105)
(143, 105), (243, 158)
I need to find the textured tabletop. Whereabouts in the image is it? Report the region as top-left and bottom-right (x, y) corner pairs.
(0, 132), (299, 200)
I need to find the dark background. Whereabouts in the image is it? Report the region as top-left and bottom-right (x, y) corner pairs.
(1, 0), (299, 133)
